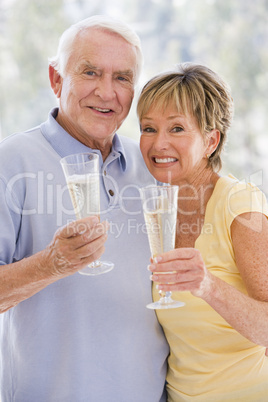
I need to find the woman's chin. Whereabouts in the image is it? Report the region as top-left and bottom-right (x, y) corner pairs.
(149, 170), (173, 184)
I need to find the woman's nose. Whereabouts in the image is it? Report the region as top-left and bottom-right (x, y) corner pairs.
(153, 131), (170, 150)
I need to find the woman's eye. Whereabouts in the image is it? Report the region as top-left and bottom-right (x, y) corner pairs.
(172, 126), (183, 133)
(142, 127), (155, 133)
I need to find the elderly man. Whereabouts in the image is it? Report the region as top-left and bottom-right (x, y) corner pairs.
(0, 15), (168, 401)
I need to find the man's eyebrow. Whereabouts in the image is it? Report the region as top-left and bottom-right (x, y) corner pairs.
(73, 61), (97, 73)
(116, 70), (134, 76)
(83, 61), (98, 70)
(80, 62), (134, 79)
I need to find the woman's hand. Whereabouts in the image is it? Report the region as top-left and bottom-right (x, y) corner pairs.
(148, 248), (213, 298)
(148, 212), (268, 347)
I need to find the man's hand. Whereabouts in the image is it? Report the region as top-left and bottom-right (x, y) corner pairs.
(43, 216), (109, 278)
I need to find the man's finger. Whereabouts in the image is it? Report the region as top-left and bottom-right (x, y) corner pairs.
(60, 216), (100, 239)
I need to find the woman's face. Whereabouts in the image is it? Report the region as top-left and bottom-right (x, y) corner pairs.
(139, 103), (213, 185)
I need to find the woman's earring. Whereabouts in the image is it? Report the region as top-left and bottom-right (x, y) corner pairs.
(206, 154), (211, 159)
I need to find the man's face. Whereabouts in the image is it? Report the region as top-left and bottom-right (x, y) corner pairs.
(52, 28), (137, 154)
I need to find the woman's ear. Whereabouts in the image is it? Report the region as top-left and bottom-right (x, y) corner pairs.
(49, 65), (63, 98)
(206, 129), (221, 156)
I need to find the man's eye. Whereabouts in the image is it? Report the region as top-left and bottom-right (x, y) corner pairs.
(117, 74), (134, 84)
(85, 71), (96, 76)
(118, 75), (133, 84)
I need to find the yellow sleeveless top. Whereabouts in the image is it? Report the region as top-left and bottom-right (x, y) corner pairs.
(154, 175), (268, 401)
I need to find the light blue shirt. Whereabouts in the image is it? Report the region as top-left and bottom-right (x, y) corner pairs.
(0, 109), (169, 402)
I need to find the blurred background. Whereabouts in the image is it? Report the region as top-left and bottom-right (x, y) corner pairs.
(1, 0), (268, 194)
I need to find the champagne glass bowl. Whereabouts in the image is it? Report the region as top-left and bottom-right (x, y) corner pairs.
(60, 152), (114, 276)
(140, 185), (185, 309)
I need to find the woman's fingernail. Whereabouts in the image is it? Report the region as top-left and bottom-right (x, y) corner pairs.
(153, 256), (162, 263)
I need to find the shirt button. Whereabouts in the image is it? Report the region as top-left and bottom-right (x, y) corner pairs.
(108, 189), (114, 197)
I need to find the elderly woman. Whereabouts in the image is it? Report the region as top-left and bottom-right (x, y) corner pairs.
(137, 63), (268, 401)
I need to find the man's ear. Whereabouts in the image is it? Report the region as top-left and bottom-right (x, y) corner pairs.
(49, 65), (62, 98)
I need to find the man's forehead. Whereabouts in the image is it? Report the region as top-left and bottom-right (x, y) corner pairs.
(76, 26), (130, 47)
(70, 30), (137, 74)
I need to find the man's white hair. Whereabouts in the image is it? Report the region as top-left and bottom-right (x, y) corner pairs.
(48, 15), (143, 85)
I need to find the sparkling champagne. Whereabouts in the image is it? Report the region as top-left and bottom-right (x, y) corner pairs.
(67, 173), (100, 220)
(144, 208), (177, 258)
(140, 184), (184, 309)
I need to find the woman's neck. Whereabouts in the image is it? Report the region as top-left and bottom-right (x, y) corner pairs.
(176, 170), (220, 217)
(175, 170), (220, 247)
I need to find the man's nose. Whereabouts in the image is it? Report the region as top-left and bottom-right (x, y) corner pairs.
(94, 75), (116, 101)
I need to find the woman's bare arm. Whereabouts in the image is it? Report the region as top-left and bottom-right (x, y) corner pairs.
(149, 212), (268, 346)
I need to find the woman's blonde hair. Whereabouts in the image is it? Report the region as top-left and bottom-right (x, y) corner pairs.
(137, 63), (234, 171)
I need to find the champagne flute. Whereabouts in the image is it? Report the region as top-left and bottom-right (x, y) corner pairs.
(60, 152), (114, 276)
(140, 185), (185, 309)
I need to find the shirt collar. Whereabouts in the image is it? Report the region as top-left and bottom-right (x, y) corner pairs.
(41, 108), (127, 171)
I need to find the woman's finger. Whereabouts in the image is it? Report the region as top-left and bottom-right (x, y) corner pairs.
(152, 247), (197, 264)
